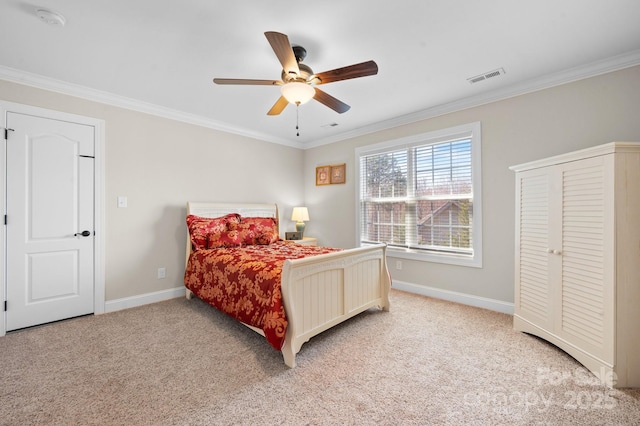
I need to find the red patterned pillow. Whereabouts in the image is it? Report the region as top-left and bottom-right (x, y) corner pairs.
(235, 217), (279, 245)
(186, 213), (241, 251)
(207, 229), (242, 249)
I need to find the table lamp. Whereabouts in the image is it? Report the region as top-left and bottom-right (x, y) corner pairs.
(291, 207), (309, 238)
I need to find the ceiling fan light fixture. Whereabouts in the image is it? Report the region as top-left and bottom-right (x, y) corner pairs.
(281, 82), (315, 105)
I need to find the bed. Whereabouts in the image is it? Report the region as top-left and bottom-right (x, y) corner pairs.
(184, 202), (391, 368)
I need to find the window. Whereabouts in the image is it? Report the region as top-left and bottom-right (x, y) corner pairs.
(356, 122), (482, 267)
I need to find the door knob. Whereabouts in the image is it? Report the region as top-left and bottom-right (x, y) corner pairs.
(75, 230), (91, 237)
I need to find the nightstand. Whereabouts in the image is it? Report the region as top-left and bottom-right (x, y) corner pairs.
(292, 237), (317, 246)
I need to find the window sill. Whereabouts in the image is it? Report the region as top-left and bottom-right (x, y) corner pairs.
(384, 246), (482, 268)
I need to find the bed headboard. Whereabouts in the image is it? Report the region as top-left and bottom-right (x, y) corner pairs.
(185, 202), (279, 264)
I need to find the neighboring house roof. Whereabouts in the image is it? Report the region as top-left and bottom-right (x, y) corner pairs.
(417, 200), (464, 226)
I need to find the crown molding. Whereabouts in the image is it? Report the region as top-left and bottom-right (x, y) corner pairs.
(0, 66), (299, 148)
(303, 49), (640, 149)
(2, 49), (639, 151)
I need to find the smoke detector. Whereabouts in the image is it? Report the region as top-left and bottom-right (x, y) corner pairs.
(36, 8), (66, 26)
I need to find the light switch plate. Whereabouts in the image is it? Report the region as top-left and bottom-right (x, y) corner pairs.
(117, 196), (127, 208)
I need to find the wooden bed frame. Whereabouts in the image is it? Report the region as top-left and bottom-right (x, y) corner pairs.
(185, 202), (391, 368)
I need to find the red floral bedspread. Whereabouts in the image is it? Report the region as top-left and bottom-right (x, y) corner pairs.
(184, 240), (341, 350)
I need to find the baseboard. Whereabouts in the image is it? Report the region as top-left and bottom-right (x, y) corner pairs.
(104, 286), (185, 313)
(103, 281), (514, 316)
(392, 280), (514, 314)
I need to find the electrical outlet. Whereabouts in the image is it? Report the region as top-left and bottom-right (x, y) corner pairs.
(157, 267), (166, 279)
(395, 260), (402, 270)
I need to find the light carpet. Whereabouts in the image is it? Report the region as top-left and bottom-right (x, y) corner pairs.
(1, 289), (639, 425)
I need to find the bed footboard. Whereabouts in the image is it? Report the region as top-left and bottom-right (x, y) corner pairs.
(279, 243), (391, 368)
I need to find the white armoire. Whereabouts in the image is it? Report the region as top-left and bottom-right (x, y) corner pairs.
(510, 142), (640, 388)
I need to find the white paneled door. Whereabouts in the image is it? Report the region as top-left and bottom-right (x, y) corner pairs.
(6, 112), (95, 331)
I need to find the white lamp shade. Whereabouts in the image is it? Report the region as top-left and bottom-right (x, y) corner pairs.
(281, 82), (315, 105)
(291, 207), (309, 222)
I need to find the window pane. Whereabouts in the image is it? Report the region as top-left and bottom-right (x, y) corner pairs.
(361, 151), (407, 199)
(417, 199), (472, 249)
(361, 201), (406, 245)
(415, 139), (471, 197)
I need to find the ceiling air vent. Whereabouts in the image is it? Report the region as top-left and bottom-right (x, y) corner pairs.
(467, 68), (506, 84)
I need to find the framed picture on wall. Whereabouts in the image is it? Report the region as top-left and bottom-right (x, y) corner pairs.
(330, 164), (346, 184)
(316, 166), (330, 185)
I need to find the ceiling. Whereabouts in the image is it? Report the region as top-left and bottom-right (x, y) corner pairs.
(2, 1), (640, 148)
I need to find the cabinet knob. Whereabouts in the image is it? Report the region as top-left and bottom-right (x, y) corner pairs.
(553, 250), (562, 255)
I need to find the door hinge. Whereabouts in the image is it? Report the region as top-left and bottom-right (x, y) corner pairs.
(4, 215), (6, 225)
(4, 301), (6, 312)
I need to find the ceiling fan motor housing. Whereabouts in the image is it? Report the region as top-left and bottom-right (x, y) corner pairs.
(282, 63), (314, 83)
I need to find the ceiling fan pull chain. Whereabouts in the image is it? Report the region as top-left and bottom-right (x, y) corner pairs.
(296, 102), (300, 136)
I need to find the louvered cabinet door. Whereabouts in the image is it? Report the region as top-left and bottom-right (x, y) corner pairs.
(514, 167), (553, 329)
(557, 155), (615, 364)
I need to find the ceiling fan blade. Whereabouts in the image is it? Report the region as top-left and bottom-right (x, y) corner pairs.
(267, 96), (289, 116)
(314, 60), (378, 85)
(313, 88), (351, 114)
(213, 78), (282, 86)
(264, 31), (300, 78)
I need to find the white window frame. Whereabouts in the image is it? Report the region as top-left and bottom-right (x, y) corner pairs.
(355, 122), (482, 268)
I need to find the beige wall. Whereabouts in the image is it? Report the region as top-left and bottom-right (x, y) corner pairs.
(0, 80), (304, 301)
(2, 65), (639, 307)
(304, 65), (640, 304)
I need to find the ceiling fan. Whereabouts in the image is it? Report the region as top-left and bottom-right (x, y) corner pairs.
(213, 31), (378, 116)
